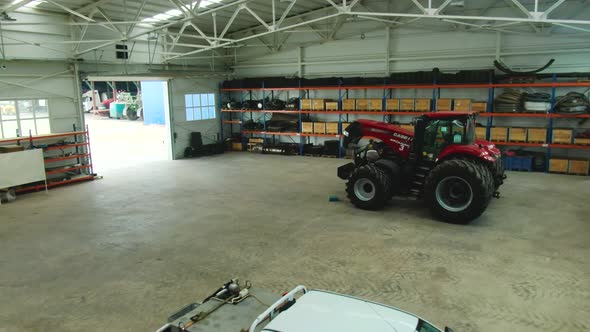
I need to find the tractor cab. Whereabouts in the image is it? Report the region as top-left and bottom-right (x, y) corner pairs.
(413, 112), (478, 162)
(413, 112), (486, 161)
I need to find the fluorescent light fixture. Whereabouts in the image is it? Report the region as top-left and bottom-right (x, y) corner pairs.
(26, 0), (45, 7)
(142, 0), (223, 25)
(200, 0), (223, 6)
(153, 13), (173, 21)
(165, 9), (183, 16)
(11, 0), (45, 7)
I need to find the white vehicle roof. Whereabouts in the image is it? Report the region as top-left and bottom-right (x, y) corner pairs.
(263, 289), (421, 332)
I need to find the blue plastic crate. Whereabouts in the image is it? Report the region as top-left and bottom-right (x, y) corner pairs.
(504, 155), (533, 172)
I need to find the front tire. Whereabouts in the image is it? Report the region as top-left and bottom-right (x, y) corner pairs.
(424, 159), (490, 224)
(346, 164), (392, 210)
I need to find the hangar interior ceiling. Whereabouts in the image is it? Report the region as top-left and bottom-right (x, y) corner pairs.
(0, 0), (589, 75)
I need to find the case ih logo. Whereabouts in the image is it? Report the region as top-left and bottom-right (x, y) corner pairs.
(393, 132), (411, 141)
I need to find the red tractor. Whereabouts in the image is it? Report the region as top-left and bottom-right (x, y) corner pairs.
(338, 112), (506, 224)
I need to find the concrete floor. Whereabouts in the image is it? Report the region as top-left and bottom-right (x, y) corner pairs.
(0, 153), (589, 332)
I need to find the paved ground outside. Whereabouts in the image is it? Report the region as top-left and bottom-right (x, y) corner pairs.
(85, 113), (167, 174)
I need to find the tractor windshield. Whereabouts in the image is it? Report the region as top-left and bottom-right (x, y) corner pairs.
(422, 117), (474, 159)
(465, 117), (475, 144)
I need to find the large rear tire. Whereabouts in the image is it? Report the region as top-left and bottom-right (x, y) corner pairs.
(346, 164), (392, 210)
(424, 159), (490, 224)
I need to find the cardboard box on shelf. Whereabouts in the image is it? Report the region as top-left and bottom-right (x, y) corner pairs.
(549, 158), (568, 173)
(527, 128), (547, 143)
(454, 99), (471, 111)
(300, 99), (312, 110)
(471, 101), (488, 112)
(491, 127), (508, 142)
(400, 99), (415, 111)
(325, 101), (339, 111)
(368, 99), (383, 111)
(552, 129), (573, 144)
(326, 122), (339, 134)
(356, 99), (369, 110)
(301, 122), (314, 133)
(436, 98), (452, 111)
(509, 127), (527, 142)
(415, 98), (431, 111)
(386, 99), (400, 111)
(342, 99), (355, 111)
(312, 99), (325, 111)
(568, 160), (589, 175)
(314, 122), (326, 134)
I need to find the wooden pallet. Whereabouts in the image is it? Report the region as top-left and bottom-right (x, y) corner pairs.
(574, 138), (590, 145)
(527, 140), (546, 143)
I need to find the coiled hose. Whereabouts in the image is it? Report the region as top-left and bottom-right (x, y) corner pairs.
(554, 92), (590, 114)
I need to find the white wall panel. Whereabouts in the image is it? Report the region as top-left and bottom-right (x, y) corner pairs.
(233, 25), (590, 78)
(168, 77), (222, 159)
(0, 61), (82, 135)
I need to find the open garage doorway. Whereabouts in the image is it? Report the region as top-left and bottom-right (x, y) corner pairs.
(81, 78), (172, 174)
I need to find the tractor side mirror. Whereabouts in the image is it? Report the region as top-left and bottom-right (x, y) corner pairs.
(444, 327), (455, 332)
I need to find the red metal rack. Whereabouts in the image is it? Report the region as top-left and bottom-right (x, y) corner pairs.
(222, 109), (426, 116)
(241, 130), (342, 138)
(220, 82), (590, 92)
(0, 126), (96, 193)
(221, 78), (590, 171)
(494, 142), (590, 150)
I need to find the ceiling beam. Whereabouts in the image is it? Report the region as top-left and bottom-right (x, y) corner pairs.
(127, 0), (148, 36)
(46, 0), (96, 21)
(544, 0), (566, 17)
(348, 10), (590, 26)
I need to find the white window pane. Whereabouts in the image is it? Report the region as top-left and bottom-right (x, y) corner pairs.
(193, 94), (200, 107)
(34, 99), (49, 117)
(0, 100), (17, 119)
(194, 108), (202, 120)
(208, 94), (215, 106)
(36, 118), (50, 135)
(2, 120), (19, 138)
(200, 94), (207, 107)
(186, 108), (193, 121)
(185, 94), (193, 107)
(18, 100), (34, 119)
(208, 106), (215, 119)
(20, 119), (36, 136)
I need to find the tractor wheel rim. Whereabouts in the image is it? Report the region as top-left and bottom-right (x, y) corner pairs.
(354, 178), (376, 202)
(435, 176), (473, 212)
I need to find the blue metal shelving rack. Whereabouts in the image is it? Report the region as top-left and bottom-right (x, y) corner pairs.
(220, 77), (590, 173)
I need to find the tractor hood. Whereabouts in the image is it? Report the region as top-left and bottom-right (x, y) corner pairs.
(263, 290), (424, 332)
(476, 139), (501, 158)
